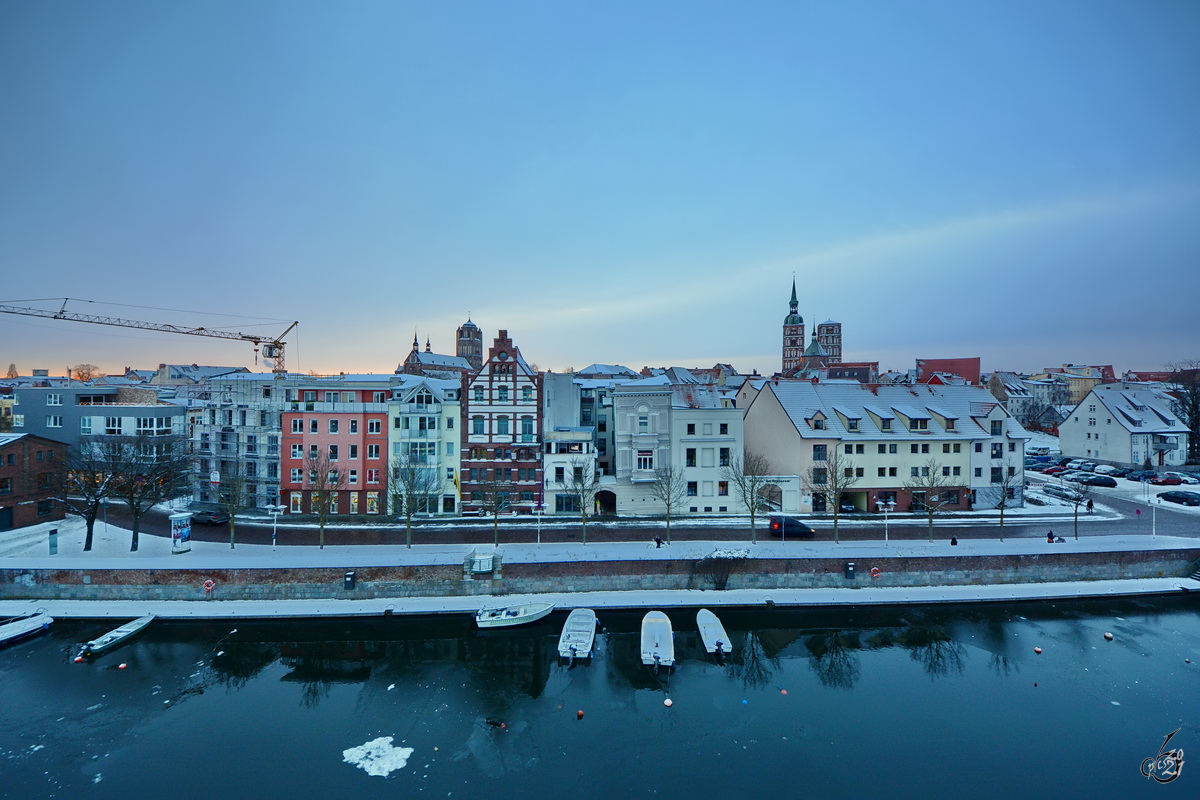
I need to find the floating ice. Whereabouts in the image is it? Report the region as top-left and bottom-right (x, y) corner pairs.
(343, 737), (414, 777)
(388, 684), (395, 691)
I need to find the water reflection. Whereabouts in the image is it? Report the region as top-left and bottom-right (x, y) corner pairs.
(805, 630), (862, 689)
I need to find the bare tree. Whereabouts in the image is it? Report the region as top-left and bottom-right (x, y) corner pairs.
(475, 470), (513, 548)
(992, 460), (1024, 540)
(722, 452), (776, 544)
(100, 435), (192, 552)
(390, 454), (442, 548)
(216, 458), (250, 549)
(52, 439), (116, 551)
(5, 363), (16, 379)
(801, 446), (859, 543)
(1167, 360), (1200, 464)
(303, 448), (346, 549)
(1066, 481), (1095, 541)
(563, 457), (599, 545)
(902, 458), (960, 541)
(71, 363), (100, 381)
(647, 465), (688, 543)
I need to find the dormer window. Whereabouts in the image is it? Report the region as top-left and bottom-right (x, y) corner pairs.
(847, 419), (859, 431)
(812, 418), (824, 430)
(881, 419), (892, 431)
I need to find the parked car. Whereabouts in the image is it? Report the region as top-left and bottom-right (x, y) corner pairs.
(1149, 475), (1183, 486)
(1107, 467), (1131, 478)
(192, 510), (231, 524)
(1044, 484), (1084, 502)
(1157, 490), (1200, 506)
(768, 516), (815, 538)
(1062, 471), (1090, 482)
(838, 499), (857, 513)
(1043, 466), (1069, 476)
(1093, 465), (1119, 475)
(1126, 470), (1157, 482)
(1080, 475), (1117, 488)
(1162, 472), (1200, 485)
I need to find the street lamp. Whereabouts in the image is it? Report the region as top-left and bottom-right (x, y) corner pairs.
(876, 498), (896, 543)
(267, 504), (285, 548)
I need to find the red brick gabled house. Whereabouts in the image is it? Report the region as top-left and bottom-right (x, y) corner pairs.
(460, 330), (544, 514)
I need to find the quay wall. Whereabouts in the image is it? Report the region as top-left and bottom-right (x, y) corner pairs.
(2, 549), (1199, 603)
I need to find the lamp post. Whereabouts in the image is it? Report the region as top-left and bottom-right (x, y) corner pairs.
(267, 504), (285, 548)
(101, 497), (108, 536)
(876, 498), (896, 543)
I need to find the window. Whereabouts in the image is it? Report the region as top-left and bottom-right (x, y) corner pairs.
(991, 467), (1002, 483)
(1008, 442), (1016, 452)
(911, 444), (919, 454)
(521, 416), (534, 436)
(105, 417), (120, 435)
(498, 386), (509, 402)
(367, 419), (381, 434)
(991, 443), (1003, 459)
(687, 481), (698, 496)
(497, 416), (510, 435)
(686, 448), (696, 467)
(291, 444), (303, 459)
(991, 420), (1003, 436)
(349, 419), (358, 434)
(309, 444), (319, 459)
(945, 419), (956, 431)
(878, 467), (886, 477)
(719, 447), (730, 467)
(0, 477), (11, 494)
(306, 419), (317, 433)
(687, 424), (696, 435)
(290, 468), (303, 483)
(911, 467), (919, 478)
(328, 445), (338, 461)
(555, 466), (565, 483)
(812, 468), (828, 485)
(291, 418), (303, 434)
(637, 450), (654, 470)
(943, 444), (951, 453)
(974, 443), (983, 453)
(349, 469), (359, 485)
(473, 416), (485, 434)
(447, 416), (454, 430)
(848, 418), (859, 431)
(942, 466), (950, 477)
(719, 423), (728, 435)
(813, 444), (827, 461)
(367, 444), (380, 459)
(921, 444), (929, 453)
(845, 444), (853, 455)
(80, 418), (92, 434)
(953, 443), (961, 453)
(46, 415), (62, 427)
(474, 388), (484, 402)
(718, 481), (728, 496)
(367, 469), (380, 484)
(878, 444), (887, 454)
(373, 392), (386, 403)
(812, 418), (825, 430)
(974, 467), (983, 478)
(881, 419), (892, 431)
(329, 419), (339, 434)
(638, 415), (649, 433)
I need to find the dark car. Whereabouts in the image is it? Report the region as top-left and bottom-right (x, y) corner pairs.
(1157, 491), (1200, 506)
(1107, 467), (1131, 477)
(192, 510), (231, 524)
(838, 499), (857, 513)
(1126, 470), (1157, 482)
(1080, 475), (1117, 488)
(768, 516), (815, 538)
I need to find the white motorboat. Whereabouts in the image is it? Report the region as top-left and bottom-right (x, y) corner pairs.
(640, 611), (675, 667)
(557, 608), (597, 661)
(82, 614), (155, 658)
(0, 612), (53, 646)
(696, 608), (732, 659)
(475, 602), (555, 629)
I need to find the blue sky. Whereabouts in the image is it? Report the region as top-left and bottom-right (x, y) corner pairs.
(1, 0), (1197, 378)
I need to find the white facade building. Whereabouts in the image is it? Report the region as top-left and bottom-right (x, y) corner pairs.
(1059, 384), (1189, 468)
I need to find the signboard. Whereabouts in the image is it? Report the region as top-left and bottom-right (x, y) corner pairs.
(170, 512), (193, 554)
(210, 471), (221, 485)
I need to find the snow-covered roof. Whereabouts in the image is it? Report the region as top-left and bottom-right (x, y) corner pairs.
(576, 364), (637, 377)
(1088, 385), (1188, 435)
(0, 433), (27, 447)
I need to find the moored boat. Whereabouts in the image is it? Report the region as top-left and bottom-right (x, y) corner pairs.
(475, 602), (555, 629)
(696, 608), (731, 660)
(640, 611), (675, 667)
(0, 612), (53, 646)
(82, 614), (155, 658)
(557, 608), (597, 661)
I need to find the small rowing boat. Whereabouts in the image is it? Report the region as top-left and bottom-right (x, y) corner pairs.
(696, 608), (731, 660)
(640, 611), (675, 668)
(82, 614), (155, 658)
(475, 602), (554, 629)
(0, 612), (53, 646)
(557, 608), (597, 661)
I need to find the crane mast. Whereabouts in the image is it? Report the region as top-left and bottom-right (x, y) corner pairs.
(0, 299), (298, 373)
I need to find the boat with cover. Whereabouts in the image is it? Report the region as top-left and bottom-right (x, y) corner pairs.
(0, 612), (53, 646)
(475, 602), (555, 628)
(82, 614), (155, 658)
(640, 611), (675, 667)
(557, 608), (597, 660)
(696, 608), (731, 659)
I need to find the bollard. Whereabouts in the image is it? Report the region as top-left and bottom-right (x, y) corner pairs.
(344, 571), (356, 591)
(49, 529), (58, 556)
(845, 562), (855, 580)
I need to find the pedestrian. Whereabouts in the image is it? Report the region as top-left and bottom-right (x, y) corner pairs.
(1047, 530), (1055, 543)
(654, 536), (664, 549)
(950, 536), (958, 546)
(1086, 499), (1094, 513)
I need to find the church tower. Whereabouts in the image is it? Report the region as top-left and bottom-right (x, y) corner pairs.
(457, 318), (483, 370)
(782, 279), (805, 373)
(816, 320), (842, 363)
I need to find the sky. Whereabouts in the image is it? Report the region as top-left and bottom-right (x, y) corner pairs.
(1, 0), (1198, 379)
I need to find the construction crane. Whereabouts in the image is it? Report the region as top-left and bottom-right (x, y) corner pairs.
(0, 298), (299, 373)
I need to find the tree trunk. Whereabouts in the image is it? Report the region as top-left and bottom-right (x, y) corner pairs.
(83, 512), (97, 551)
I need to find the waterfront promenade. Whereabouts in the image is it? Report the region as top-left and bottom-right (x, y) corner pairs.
(2, 510), (1198, 620)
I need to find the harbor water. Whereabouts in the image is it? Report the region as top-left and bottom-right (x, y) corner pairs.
(1, 595), (1196, 798)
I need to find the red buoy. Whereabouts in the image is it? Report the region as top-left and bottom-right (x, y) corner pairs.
(1034, 647), (1043, 655)
(576, 710), (584, 720)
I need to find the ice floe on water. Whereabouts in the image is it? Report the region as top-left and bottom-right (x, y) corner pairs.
(342, 736), (414, 777)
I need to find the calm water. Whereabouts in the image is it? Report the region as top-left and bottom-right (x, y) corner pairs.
(1, 596), (1197, 799)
